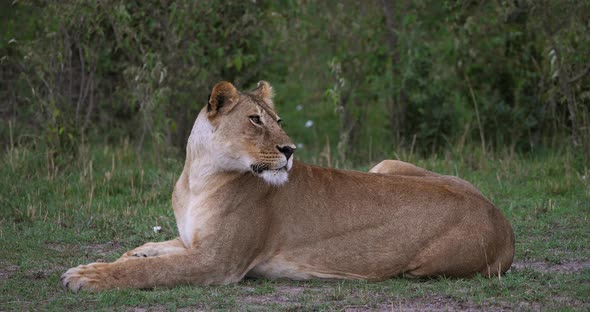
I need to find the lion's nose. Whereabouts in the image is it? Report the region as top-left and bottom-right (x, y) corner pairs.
(276, 145), (296, 160)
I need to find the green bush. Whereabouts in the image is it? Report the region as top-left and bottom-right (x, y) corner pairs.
(1, 0), (589, 164)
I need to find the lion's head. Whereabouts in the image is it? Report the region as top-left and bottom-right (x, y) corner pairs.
(187, 81), (296, 185)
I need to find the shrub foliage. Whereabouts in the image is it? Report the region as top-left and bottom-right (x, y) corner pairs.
(1, 0), (589, 164)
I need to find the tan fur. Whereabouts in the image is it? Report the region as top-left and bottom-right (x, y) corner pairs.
(62, 82), (514, 292)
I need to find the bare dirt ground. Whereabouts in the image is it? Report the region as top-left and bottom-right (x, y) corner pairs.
(511, 259), (590, 273)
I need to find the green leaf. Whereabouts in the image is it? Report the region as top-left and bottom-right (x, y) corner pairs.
(233, 55), (243, 72)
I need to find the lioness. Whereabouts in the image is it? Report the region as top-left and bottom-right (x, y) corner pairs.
(62, 81), (514, 292)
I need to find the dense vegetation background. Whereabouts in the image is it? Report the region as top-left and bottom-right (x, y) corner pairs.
(1, 0), (589, 165)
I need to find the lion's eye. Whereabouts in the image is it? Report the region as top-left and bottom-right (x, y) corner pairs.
(249, 115), (262, 125)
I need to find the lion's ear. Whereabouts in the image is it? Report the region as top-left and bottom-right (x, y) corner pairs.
(254, 80), (274, 101)
(208, 81), (239, 116)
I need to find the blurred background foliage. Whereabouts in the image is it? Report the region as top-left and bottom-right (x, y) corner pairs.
(1, 0), (589, 166)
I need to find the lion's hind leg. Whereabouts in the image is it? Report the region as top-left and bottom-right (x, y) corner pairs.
(370, 160), (484, 195)
(369, 160), (439, 177)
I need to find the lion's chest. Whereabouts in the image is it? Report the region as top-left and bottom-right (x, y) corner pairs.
(177, 192), (219, 248)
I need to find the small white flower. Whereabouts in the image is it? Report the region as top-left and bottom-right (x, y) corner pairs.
(297, 143), (304, 149)
(153, 226), (162, 233)
(296, 105), (303, 111)
(305, 120), (314, 128)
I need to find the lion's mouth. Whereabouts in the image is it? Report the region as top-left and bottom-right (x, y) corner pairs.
(250, 164), (287, 174)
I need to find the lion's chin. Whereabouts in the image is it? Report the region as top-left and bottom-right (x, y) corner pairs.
(257, 168), (289, 186)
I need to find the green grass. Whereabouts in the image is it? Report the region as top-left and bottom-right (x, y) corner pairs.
(1, 144), (589, 311)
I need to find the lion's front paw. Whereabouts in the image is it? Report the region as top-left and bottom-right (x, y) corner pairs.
(125, 245), (159, 258)
(132, 251), (151, 257)
(61, 262), (111, 292)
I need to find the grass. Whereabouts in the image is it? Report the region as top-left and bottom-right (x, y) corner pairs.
(1, 143), (589, 311)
